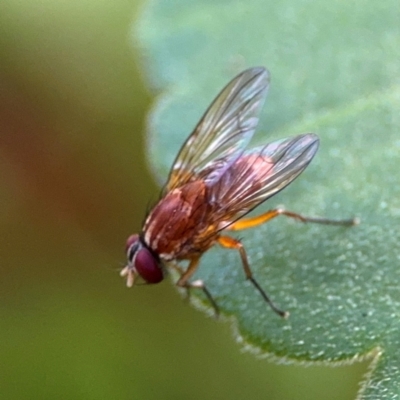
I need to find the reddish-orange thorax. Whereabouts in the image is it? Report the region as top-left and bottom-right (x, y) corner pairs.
(143, 180), (214, 260)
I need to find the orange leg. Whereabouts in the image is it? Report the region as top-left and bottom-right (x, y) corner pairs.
(218, 235), (288, 318)
(173, 257), (220, 316)
(226, 208), (358, 231)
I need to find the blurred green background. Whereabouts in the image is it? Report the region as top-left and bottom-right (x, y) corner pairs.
(0, 0), (367, 399)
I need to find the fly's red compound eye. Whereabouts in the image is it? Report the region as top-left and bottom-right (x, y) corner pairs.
(135, 247), (163, 284)
(125, 234), (139, 254)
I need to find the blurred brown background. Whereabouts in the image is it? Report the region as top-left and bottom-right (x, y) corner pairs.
(0, 0), (366, 399)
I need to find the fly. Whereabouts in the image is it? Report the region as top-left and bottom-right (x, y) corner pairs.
(121, 67), (357, 317)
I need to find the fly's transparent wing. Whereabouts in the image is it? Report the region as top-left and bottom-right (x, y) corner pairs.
(206, 134), (319, 226)
(164, 67), (270, 192)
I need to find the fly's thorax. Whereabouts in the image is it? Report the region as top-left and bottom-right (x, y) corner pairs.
(143, 180), (210, 259)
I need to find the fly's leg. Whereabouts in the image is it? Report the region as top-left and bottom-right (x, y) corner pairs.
(173, 257), (220, 317)
(218, 235), (288, 318)
(220, 209), (357, 317)
(168, 262), (192, 303)
(226, 208), (358, 231)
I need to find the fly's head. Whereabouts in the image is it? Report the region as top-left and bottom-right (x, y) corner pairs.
(120, 234), (164, 287)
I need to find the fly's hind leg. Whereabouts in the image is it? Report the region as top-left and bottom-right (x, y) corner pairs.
(218, 235), (288, 318)
(171, 257), (220, 317)
(219, 208), (357, 317)
(226, 208), (358, 231)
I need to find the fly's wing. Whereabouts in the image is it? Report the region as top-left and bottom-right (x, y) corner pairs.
(206, 134), (319, 228)
(164, 67), (270, 193)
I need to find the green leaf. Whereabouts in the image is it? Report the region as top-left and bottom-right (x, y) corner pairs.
(135, 1), (400, 398)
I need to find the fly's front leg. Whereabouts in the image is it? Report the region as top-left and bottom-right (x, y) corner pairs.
(168, 262), (192, 304)
(174, 256), (220, 317)
(226, 208), (358, 231)
(218, 235), (288, 318)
